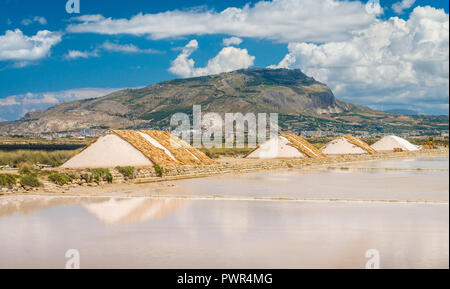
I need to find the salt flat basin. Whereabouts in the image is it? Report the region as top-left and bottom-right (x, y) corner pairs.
(0, 156), (448, 269)
(134, 156), (449, 202)
(333, 156), (450, 170)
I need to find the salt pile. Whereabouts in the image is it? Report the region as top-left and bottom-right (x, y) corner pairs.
(246, 134), (325, 159)
(371, 135), (420, 152)
(321, 135), (376, 155)
(61, 130), (215, 168)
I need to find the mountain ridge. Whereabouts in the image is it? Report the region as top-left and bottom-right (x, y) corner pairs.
(0, 68), (447, 136)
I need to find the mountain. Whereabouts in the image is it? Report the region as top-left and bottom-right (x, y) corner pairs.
(0, 68), (447, 136)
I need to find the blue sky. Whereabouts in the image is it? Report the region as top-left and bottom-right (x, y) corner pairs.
(0, 0), (448, 120)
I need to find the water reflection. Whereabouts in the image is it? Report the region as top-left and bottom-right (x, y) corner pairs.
(329, 156), (449, 171)
(84, 198), (186, 225)
(0, 196), (186, 225)
(0, 198), (447, 268)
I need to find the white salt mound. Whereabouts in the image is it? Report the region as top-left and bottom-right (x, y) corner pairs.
(371, 135), (420, 152)
(321, 137), (367, 155)
(246, 136), (306, 159)
(61, 133), (153, 168)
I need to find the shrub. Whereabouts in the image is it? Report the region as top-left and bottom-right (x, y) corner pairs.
(115, 166), (135, 179)
(153, 165), (163, 177)
(17, 162), (35, 174)
(48, 172), (73, 186)
(64, 170), (81, 180)
(0, 174), (18, 188)
(0, 150), (76, 168)
(89, 168), (113, 183)
(199, 147), (253, 159)
(19, 174), (41, 188)
(203, 149), (213, 159)
(81, 172), (93, 183)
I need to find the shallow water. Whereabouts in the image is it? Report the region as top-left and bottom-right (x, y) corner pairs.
(0, 156), (448, 269)
(132, 156), (449, 202)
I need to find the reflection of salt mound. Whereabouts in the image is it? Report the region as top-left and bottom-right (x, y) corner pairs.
(246, 134), (325, 159)
(0, 196), (107, 218)
(83, 198), (185, 225)
(321, 135), (376, 155)
(371, 135), (420, 152)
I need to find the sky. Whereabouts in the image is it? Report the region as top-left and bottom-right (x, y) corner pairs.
(0, 0), (448, 121)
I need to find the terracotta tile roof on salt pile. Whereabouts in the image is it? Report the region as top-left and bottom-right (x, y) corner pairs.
(112, 130), (215, 166)
(342, 135), (377, 154)
(140, 130), (216, 165)
(281, 134), (326, 159)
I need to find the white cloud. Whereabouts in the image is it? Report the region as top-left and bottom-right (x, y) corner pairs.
(169, 40), (255, 78)
(21, 19), (32, 26)
(21, 16), (48, 26)
(0, 96), (19, 106)
(64, 49), (99, 60)
(100, 41), (160, 54)
(64, 41), (161, 60)
(66, 0), (377, 43)
(0, 88), (120, 121)
(223, 37), (243, 46)
(70, 14), (105, 22)
(270, 6), (449, 114)
(0, 29), (61, 63)
(392, 0), (416, 14)
(35, 16), (48, 25)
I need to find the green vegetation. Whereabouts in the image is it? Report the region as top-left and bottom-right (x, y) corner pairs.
(0, 150), (77, 167)
(305, 138), (335, 149)
(90, 168), (113, 183)
(0, 174), (18, 187)
(153, 164), (163, 177)
(200, 147), (253, 159)
(48, 172), (73, 186)
(241, 68), (312, 86)
(17, 162), (35, 174)
(141, 106), (192, 121)
(81, 172), (94, 183)
(19, 173), (41, 188)
(80, 169), (113, 183)
(115, 166), (135, 179)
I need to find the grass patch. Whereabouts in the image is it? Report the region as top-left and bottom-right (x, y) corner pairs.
(48, 172), (73, 186)
(17, 162), (35, 174)
(19, 173), (41, 188)
(0, 174), (18, 188)
(115, 166), (135, 179)
(199, 147), (253, 159)
(0, 150), (77, 167)
(153, 165), (163, 177)
(89, 168), (113, 183)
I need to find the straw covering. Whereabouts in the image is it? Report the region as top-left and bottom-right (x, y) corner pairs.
(245, 133), (325, 159)
(113, 130), (177, 166)
(342, 135), (377, 154)
(281, 134), (326, 159)
(140, 130), (215, 165)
